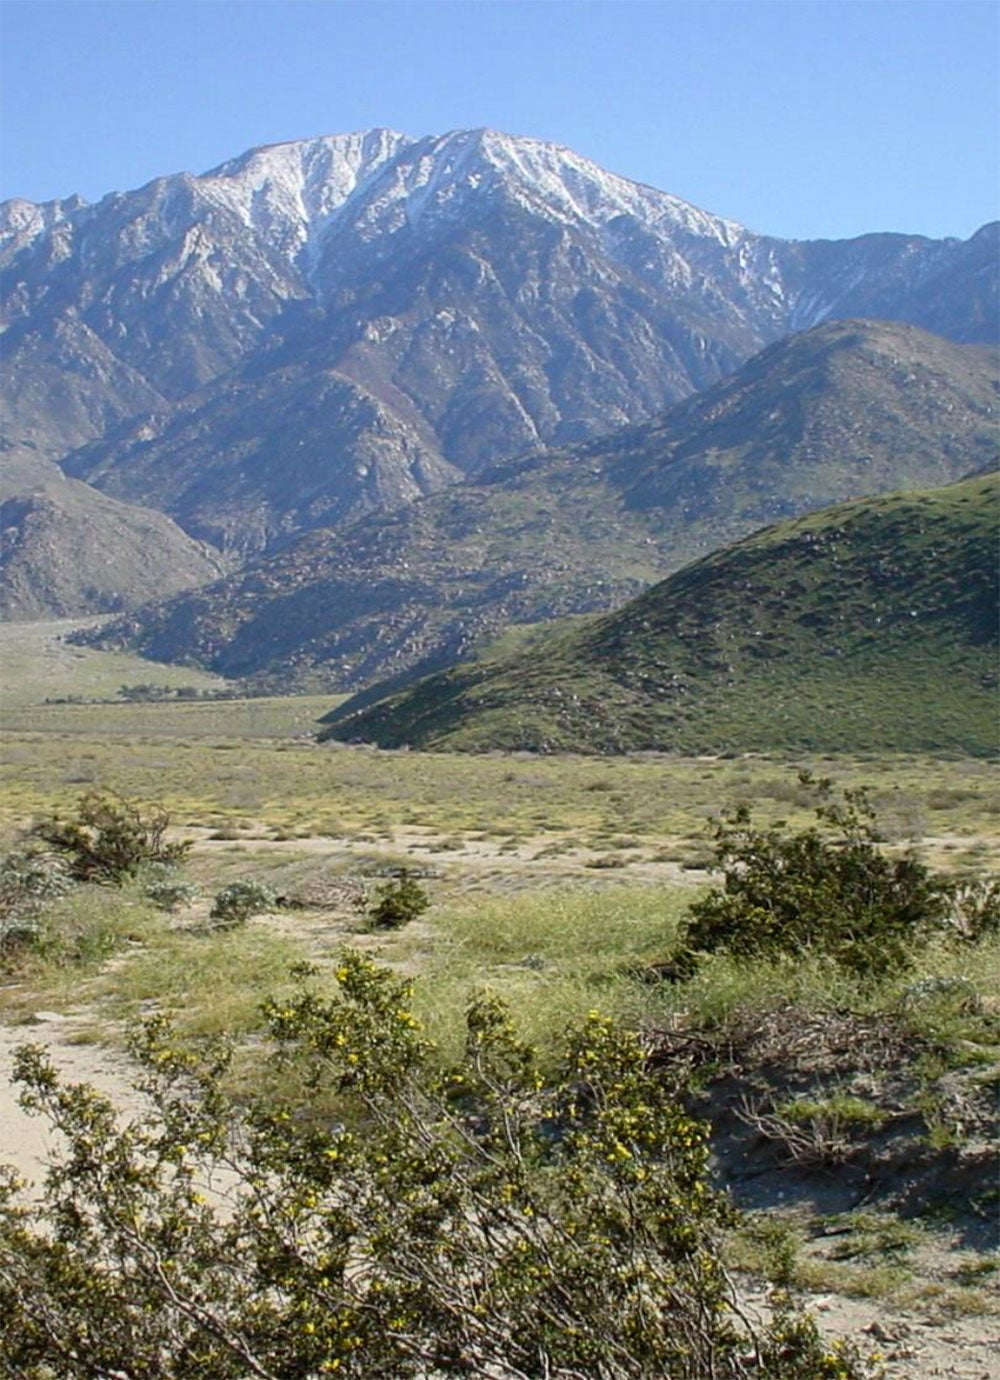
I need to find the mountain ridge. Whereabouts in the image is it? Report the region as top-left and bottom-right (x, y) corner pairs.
(322, 471), (999, 757)
(81, 319), (998, 686)
(3, 129), (996, 621)
(5, 129), (995, 469)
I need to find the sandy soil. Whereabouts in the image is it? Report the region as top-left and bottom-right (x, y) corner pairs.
(0, 1015), (147, 1189)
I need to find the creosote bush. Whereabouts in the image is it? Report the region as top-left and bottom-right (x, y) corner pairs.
(366, 868), (430, 929)
(677, 774), (950, 978)
(32, 791), (190, 885)
(0, 953), (879, 1379)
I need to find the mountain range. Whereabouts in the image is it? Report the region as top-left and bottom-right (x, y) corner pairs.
(84, 318), (998, 690)
(0, 448), (226, 620)
(2, 129), (997, 668)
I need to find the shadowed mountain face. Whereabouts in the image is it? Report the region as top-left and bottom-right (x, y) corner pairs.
(3, 130), (997, 566)
(83, 320), (998, 690)
(0, 450), (227, 621)
(322, 472), (1000, 758)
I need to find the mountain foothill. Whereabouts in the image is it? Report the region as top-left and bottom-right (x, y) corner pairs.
(2, 129), (997, 751)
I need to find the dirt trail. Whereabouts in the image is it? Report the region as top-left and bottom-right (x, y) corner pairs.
(0, 1015), (145, 1188)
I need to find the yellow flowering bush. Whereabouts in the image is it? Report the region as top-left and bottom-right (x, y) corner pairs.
(0, 952), (878, 1377)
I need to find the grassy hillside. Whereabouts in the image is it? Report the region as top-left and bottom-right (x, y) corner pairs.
(324, 473), (999, 756)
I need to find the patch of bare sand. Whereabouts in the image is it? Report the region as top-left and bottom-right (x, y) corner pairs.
(187, 822), (708, 890)
(0, 1015), (145, 1187)
(739, 1281), (1000, 1380)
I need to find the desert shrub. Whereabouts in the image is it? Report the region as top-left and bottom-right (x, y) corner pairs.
(210, 878), (276, 927)
(0, 850), (71, 959)
(678, 774), (948, 978)
(0, 953), (877, 1378)
(0, 850), (70, 921)
(940, 875), (1000, 942)
(144, 876), (199, 912)
(31, 792), (190, 885)
(366, 868), (430, 929)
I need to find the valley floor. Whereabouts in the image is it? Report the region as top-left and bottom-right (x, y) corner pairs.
(1, 621), (997, 1378)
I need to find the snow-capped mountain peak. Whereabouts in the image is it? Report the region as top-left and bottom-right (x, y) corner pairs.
(2, 127), (992, 504)
(199, 128), (411, 229)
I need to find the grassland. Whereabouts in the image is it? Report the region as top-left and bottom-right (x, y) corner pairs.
(3, 710), (997, 871)
(2, 617), (998, 1357)
(0, 619), (231, 709)
(2, 618), (997, 1031)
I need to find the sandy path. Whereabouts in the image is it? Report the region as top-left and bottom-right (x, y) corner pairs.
(0, 1016), (145, 1187)
(187, 822), (708, 891)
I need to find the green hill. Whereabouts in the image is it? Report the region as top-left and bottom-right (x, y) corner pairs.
(322, 473), (999, 756)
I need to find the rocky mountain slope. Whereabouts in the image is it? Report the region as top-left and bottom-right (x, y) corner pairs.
(4, 130), (997, 564)
(322, 472), (999, 756)
(85, 320), (998, 689)
(0, 449), (227, 620)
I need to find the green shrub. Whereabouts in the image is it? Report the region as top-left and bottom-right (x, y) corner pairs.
(0, 954), (878, 1378)
(32, 792), (190, 885)
(0, 850), (71, 960)
(678, 774), (948, 977)
(366, 868), (430, 929)
(144, 876), (199, 912)
(210, 878), (276, 927)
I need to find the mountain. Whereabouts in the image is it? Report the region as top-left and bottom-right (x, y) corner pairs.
(3, 130), (997, 563)
(322, 472), (999, 757)
(84, 320), (998, 689)
(0, 449), (227, 620)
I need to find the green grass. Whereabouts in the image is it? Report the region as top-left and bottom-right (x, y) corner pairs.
(394, 885), (686, 1056)
(0, 619), (230, 710)
(3, 730), (996, 879)
(0, 884), (164, 1018)
(85, 923), (310, 1039)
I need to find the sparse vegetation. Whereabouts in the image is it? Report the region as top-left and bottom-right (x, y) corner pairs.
(0, 621), (996, 1371)
(325, 474), (999, 757)
(0, 955), (881, 1379)
(31, 791), (190, 884)
(210, 878), (277, 927)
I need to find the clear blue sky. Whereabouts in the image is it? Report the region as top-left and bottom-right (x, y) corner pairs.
(1, 0), (996, 241)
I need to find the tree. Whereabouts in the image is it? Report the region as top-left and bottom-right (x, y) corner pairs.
(0, 953), (875, 1378)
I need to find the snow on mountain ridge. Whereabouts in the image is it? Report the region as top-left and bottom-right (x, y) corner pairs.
(0, 126), (761, 310)
(468, 129), (746, 245)
(201, 129), (411, 225)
